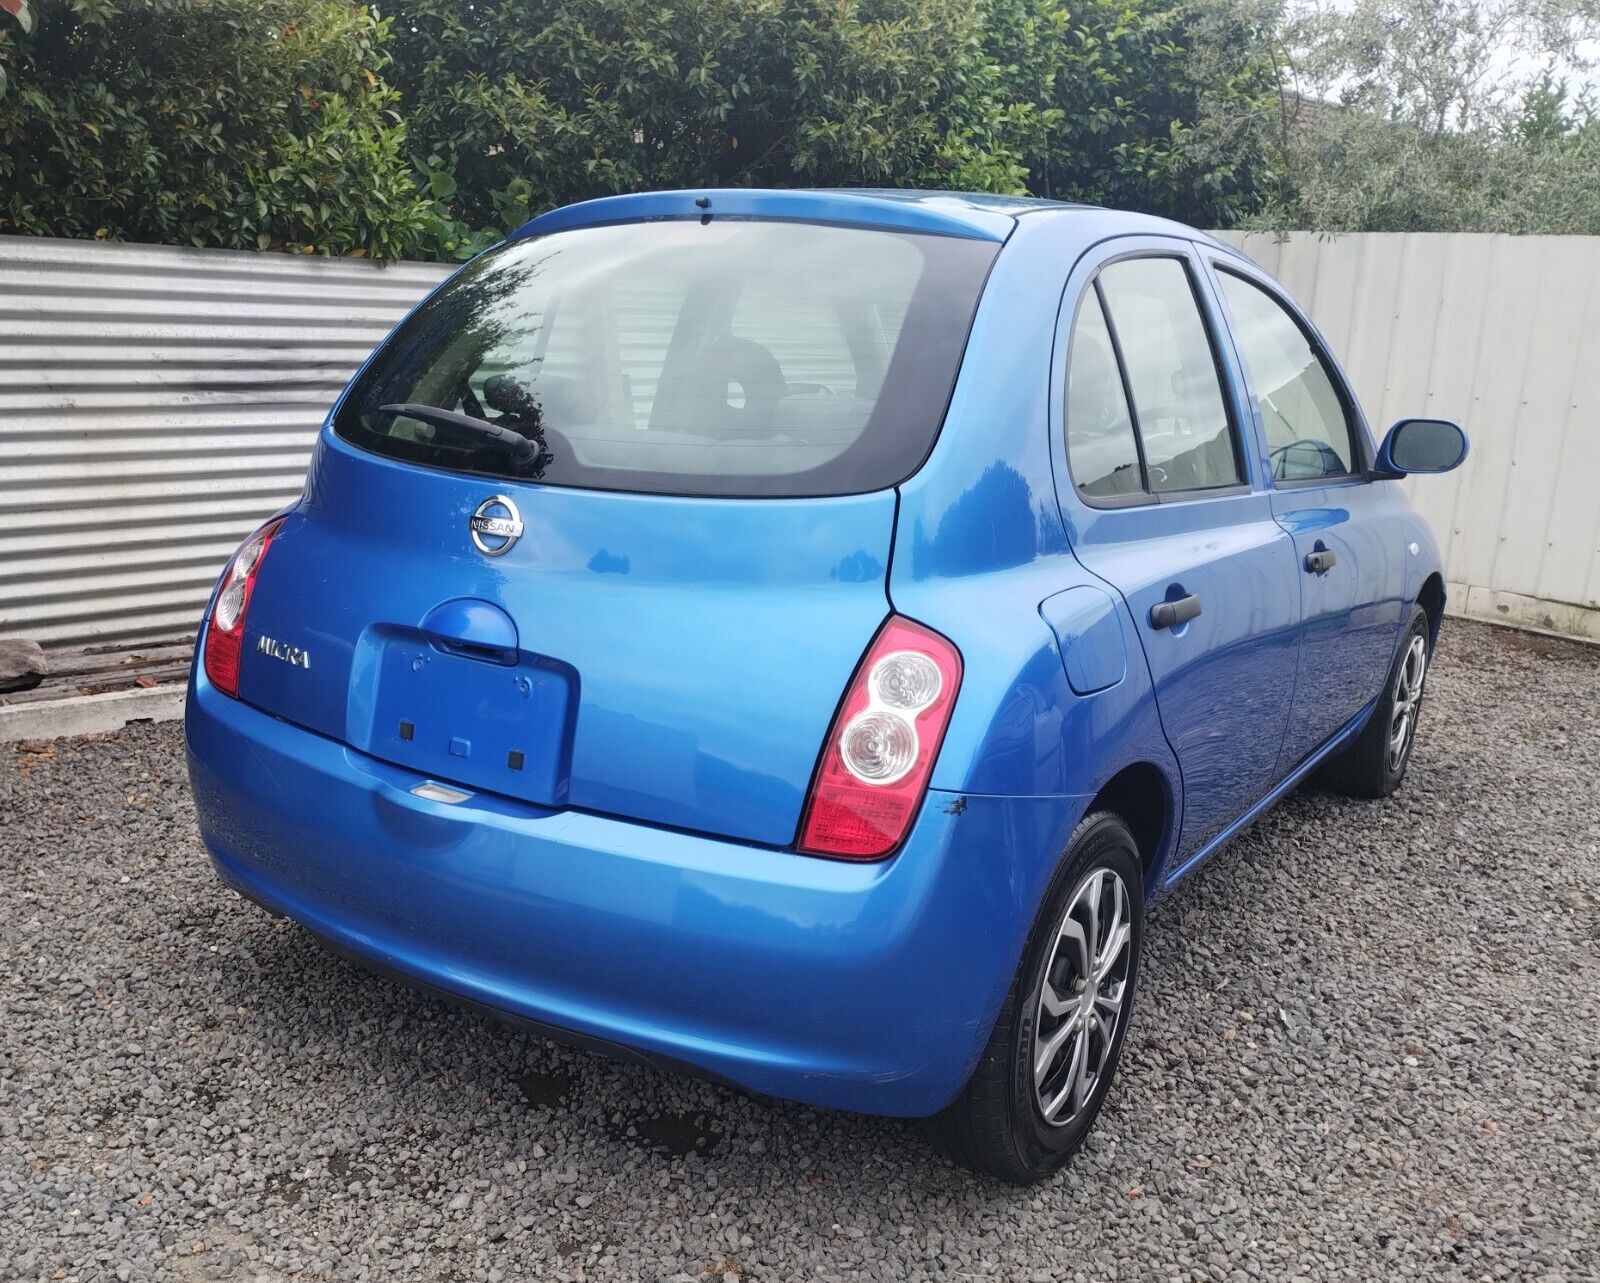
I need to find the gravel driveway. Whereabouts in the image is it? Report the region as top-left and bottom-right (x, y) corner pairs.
(3, 619), (1597, 1282)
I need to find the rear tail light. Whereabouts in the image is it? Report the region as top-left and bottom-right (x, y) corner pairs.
(202, 519), (283, 698)
(798, 616), (962, 860)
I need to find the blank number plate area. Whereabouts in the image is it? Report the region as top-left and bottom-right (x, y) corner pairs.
(351, 630), (575, 808)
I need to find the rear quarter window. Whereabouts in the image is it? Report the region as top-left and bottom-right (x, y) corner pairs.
(333, 220), (999, 497)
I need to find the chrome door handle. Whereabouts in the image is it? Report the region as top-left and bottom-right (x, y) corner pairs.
(1304, 549), (1338, 574)
(1149, 594), (1202, 630)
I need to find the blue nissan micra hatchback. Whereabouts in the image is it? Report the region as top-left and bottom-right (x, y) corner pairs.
(187, 190), (1468, 1182)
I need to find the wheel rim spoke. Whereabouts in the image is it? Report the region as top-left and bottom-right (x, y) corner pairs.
(1041, 1069), (1076, 1124)
(1093, 977), (1125, 1016)
(1068, 1026), (1093, 1113)
(1055, 914), (1090, 977)
(1095, 920), (1130, 984)
(1034, 1012), (1079, 1085)
(1039, 978), (1074, 1019)
(1079, 871), (1102, 963)
(1090, 1009), (1116, 1080)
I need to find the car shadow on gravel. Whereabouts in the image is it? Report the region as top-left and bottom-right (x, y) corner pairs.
(207, 912), (927, 1173)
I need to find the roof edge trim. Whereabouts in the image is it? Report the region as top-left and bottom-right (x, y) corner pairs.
(511, 189), (1016, 244)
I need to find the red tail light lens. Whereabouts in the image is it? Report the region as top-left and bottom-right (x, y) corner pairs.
(798, 616), (963, 860)
(202, 519), (283, 698)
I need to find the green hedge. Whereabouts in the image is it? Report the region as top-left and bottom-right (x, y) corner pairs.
(0, 0), (1283, 260)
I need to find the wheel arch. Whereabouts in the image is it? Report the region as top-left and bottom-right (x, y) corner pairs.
(1417, 571), (1446, 648)
(1085, 760), (1176, 896)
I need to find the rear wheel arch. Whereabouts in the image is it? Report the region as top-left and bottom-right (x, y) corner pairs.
(926, 808), (1146, 1181)
(1086, 761), (1174, 893)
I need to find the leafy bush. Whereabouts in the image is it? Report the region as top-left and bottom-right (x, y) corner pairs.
(1264, 0), (1600, 233)
(0, 0), (435, 258)
(382, 0), (1035, 257)
(986, 0), (1286, 226)
(0, 0), (1292, 260)
(1265, 108), (1600, 234)
(384, 0), (1290, 256)
(8, 0), (1588, 258)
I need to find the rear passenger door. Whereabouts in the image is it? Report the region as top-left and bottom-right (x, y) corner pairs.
(1054, 242), (1302, 866)
(1205, 260), (1405, 769)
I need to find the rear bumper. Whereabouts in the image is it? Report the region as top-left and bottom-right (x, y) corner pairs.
(185, 675), (1087, 1116)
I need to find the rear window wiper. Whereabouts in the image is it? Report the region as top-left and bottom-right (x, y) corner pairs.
(377, 403), (539, 467)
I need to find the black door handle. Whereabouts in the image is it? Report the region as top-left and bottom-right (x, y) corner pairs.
(1149, 594), (1202, 630)
(1304, 549), (1338, 574)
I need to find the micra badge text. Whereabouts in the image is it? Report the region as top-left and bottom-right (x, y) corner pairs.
(256, 635), (310, 669)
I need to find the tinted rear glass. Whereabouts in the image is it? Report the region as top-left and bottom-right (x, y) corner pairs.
(333, 220), (1000, 496)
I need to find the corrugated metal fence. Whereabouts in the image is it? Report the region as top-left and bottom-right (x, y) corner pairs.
(1, 230), (1596, 650)
(0, 235), (448, 649)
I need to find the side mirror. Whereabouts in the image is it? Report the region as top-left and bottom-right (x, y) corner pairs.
(1375, 418), (1468, 477)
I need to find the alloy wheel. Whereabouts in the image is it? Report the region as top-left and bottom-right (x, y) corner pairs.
(1388, 634), (1428, 772)
(1032, 866), (1134, 1127)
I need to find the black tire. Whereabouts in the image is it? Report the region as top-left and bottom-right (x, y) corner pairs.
(1318, 604), (1431, 799)
(924, 812), (1144, 1184)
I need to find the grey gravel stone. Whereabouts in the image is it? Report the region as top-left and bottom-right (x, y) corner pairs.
(2, 620), (1597, 1281)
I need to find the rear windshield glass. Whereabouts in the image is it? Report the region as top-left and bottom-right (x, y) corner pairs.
(332, 219), (999, 497)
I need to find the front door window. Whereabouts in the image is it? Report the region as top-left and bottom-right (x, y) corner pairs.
(1216, 269), (1357, 482)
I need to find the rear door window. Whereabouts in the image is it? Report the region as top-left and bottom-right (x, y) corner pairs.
(1096, 257), (1242, 495)
(333, 220), (999, 497)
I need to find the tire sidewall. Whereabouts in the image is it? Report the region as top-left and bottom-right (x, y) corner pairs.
(1004, 814), (1145, 1174)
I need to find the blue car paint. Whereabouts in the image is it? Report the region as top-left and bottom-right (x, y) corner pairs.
(238, 438), (897, 845)
(513, 186), (1047, 244)
(1191, 250), (1412, 773)
(1267, 491), (1409, 769)
(1027, 231), (1304, 861)
(1038, 586), (1126, 695)
(420, 596), (521, 657)
(186, 189), (1458, 1117)
(1067, 489), (1305, 860)
(1157, 692), (1381, 890)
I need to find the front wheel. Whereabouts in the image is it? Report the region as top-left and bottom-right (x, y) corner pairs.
(925, 812), (1143, 1183)
(1319, 604), (1431, 799)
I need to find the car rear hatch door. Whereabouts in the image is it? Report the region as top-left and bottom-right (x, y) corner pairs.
(235, 436), (895, 846)
(226, 209), (1000, 846)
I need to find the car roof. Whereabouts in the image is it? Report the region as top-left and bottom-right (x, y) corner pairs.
(510, 187), (1220, 248)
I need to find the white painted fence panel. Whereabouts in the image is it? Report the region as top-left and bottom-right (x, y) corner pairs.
(1, 230), (1596, 650)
